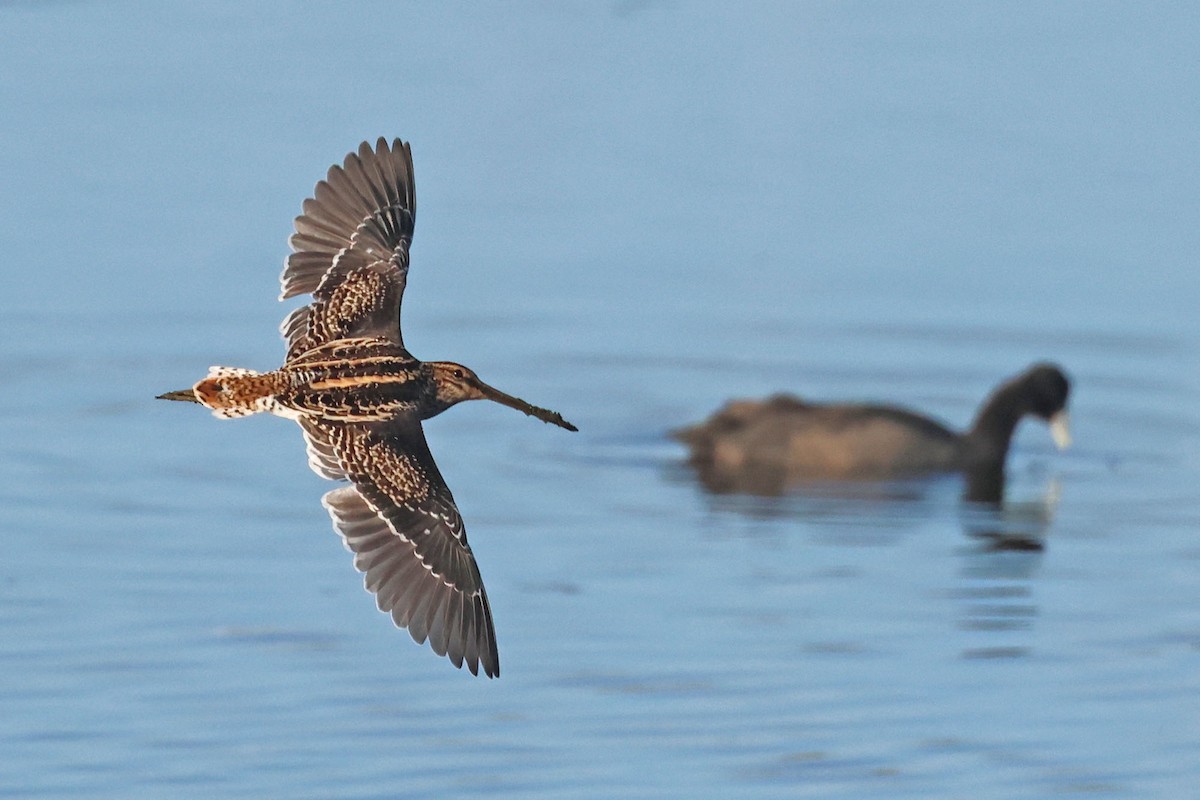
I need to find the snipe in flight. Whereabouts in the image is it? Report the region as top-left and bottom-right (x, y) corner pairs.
(159, 138), (576, 678)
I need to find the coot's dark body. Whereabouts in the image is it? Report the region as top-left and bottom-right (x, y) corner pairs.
(674, 363), (1070, 497)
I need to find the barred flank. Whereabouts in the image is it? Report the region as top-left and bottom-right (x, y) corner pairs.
(193, 367), (286, 419)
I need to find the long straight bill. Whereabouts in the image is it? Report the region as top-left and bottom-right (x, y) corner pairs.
(479, 383), (577, 431)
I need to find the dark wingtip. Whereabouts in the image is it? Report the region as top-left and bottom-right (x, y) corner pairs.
(157, 388), (199, 403)
(463, 648), (499, 679)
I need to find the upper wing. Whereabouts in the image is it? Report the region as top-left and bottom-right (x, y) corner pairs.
(299, 417), (499, 678)
(279, 138), (416, 359)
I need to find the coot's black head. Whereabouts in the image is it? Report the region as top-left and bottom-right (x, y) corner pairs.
(968, 361), (1073, 457)
(1020, 363), (1070, 420)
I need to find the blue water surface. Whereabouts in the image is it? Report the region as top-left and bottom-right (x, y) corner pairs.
(1, 2), (1198, 798)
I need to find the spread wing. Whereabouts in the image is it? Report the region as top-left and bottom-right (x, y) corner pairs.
(279, 138), (416, 360)
(299, 417), (499, 678)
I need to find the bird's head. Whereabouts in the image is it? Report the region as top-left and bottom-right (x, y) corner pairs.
(429, 361), (577, 431)
(1021, 363), (1071, 449)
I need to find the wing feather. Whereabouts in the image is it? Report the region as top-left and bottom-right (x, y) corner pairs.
(280, 138), (416, 358)
(310, 419), (499, 678)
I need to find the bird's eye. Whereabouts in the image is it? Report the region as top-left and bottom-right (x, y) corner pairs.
(452, 368), (464, 379)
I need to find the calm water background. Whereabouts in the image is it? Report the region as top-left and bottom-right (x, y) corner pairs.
(2, 2), (1198, 797)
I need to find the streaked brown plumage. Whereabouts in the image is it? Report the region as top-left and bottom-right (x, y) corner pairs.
(158, 138), (576, 678)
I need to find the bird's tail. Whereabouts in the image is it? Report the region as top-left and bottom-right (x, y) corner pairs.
(184, 366), (277, 419)
(157, 388), (200, 403)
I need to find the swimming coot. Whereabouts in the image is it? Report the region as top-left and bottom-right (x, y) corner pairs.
(673, 363), (1070, 495)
